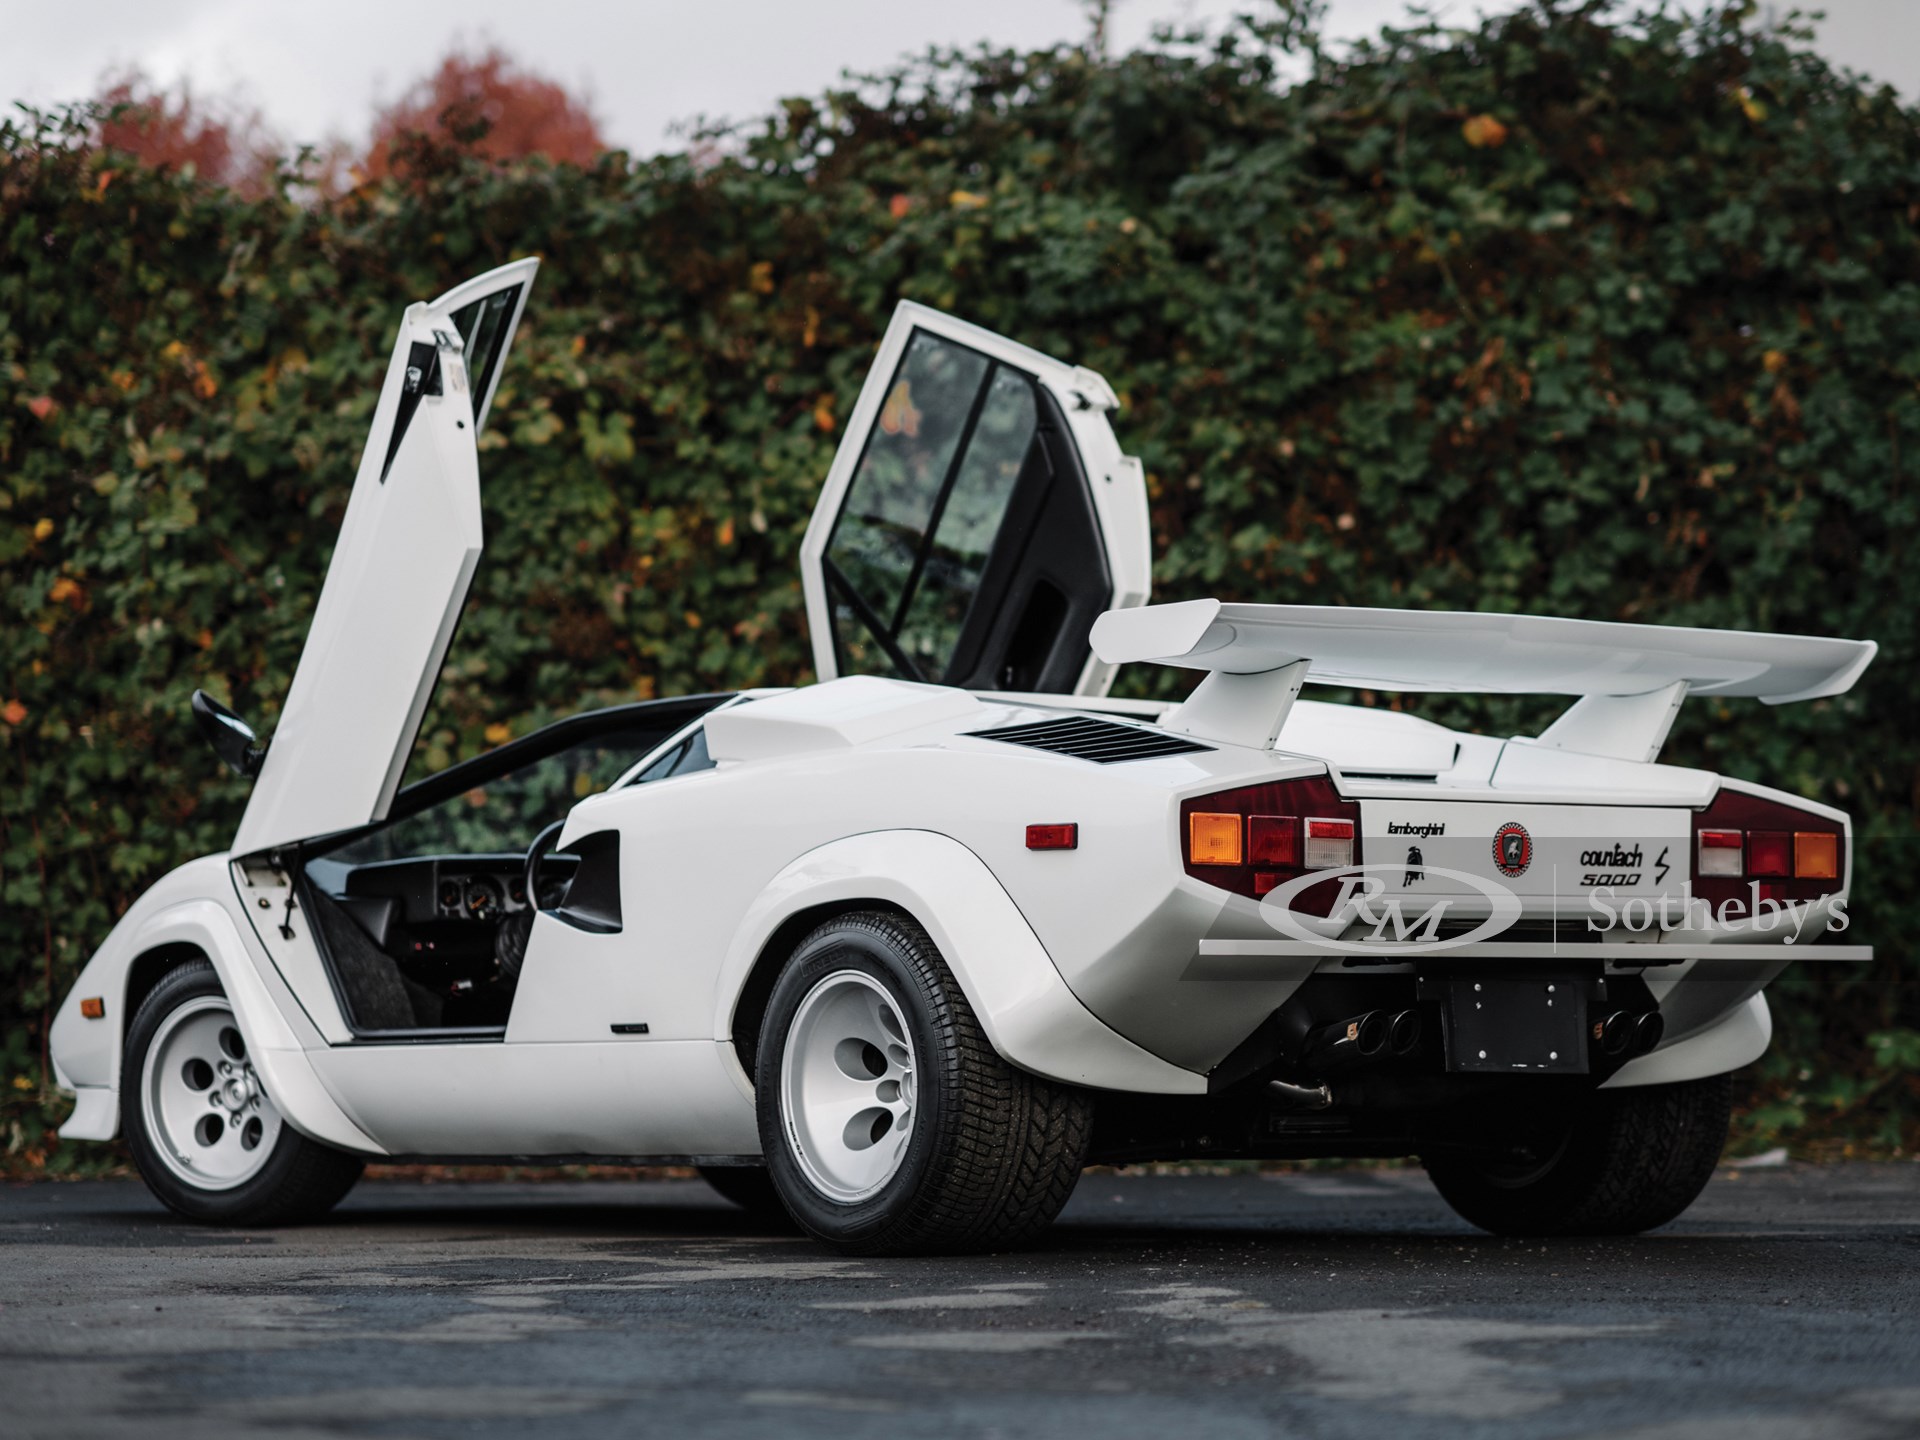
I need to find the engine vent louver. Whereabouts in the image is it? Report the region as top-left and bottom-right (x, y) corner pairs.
(965, 716), (1213, 764)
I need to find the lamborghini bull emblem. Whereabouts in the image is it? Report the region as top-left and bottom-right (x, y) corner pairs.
(1493, 821), (1533, 878)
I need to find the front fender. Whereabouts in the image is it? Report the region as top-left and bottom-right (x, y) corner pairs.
(49, 855), (384, 1154)
(713, 829), (1205, 1095)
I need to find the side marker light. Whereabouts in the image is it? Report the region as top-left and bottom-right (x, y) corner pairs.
(1026, 823), (1079, 851)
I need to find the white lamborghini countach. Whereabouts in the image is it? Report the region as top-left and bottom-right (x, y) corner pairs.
(51, 261), (1875, 1252)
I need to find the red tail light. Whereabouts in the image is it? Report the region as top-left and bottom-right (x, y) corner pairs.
(1181, 776), (1360, 915)
(1691, 790), (1845, 905)
(1747, 831), (1791, 878)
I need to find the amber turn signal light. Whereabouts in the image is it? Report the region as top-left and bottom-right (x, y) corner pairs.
(79, 997), (105, 1020)
(1189, 812), (1243, 866)
(1794, 831), (1839, 880)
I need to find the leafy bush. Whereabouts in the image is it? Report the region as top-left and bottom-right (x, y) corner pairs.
(3, 2), (1914, 1172)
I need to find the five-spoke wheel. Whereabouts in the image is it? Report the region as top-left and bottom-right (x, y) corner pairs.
(142, 996), (284, 1191)
(780, 970), (918, 1203)
(756, 910), (1093, 1255)
(123, 959), (364, 1225)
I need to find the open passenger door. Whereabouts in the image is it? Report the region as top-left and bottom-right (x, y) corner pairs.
(232, 259), (538, 856)
(799, 303), (1150, 697)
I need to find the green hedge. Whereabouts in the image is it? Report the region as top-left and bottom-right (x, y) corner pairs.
(4, 2), (1915, 1171)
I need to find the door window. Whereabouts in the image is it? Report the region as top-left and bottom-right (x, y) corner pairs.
(451, 284), (524, 426)
(824, 332), (1044, 681)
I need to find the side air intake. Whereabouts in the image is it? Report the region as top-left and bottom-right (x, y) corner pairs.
(966, 716), (1212, 764)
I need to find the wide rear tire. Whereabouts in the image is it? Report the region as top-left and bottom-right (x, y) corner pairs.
(755, 910), (1093, 1256)
(1423, 1073), (1732, 1236)
(123, 960), (364, 1226)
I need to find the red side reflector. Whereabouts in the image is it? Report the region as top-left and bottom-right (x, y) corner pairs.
(1248, 815), (1300, 866)
(79, 997), (105, 1020)
(1253, 872), (1281, 896)
(1026, 823), (1078, 851)
(1748, 831), (1791, 878)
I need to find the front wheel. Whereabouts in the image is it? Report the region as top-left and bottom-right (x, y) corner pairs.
(755, 910), (1093, 1256)
(123, 960), (364, 1225)
(1423, 1073), (1732, 1236)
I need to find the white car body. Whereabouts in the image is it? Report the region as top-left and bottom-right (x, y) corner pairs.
(50, 262), (1873, 1217)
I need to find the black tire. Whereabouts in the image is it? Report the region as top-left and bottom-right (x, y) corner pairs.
(697, 1165), (797, 1227)
(123, 959), (365, 1225)
(1423, 1073), (1732, 1236)
(755, 910), (1093, 1256)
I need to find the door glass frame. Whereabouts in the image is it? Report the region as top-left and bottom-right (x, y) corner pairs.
(799, 301), (1151, 696)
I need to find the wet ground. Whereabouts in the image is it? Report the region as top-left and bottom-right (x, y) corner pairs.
(3, 1162), (1916, 1439)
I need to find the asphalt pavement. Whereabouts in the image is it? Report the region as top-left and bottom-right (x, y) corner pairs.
(2, 1162), (1915, 1439)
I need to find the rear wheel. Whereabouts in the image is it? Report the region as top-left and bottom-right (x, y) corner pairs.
(755, 910), (1092, 1256)
(1423, 1073), (1732, 1236)
(123, 960), (364, 1225)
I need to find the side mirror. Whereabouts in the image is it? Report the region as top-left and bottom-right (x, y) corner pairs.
(191, 690), (268, 778)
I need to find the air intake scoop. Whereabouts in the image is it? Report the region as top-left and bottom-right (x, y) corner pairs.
(966, 716), (1212, 763)
(705, 676), (981, 763)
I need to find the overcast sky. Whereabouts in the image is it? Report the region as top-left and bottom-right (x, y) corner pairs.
(0, 0), (1910, 155)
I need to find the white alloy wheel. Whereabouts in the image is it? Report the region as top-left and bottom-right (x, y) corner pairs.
(141, 996), (284, 1191)
(779, 969), (918, 1203)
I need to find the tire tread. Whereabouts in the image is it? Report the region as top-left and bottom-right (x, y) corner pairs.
(1425, 1072), (1732, 1237)
(760, 910), (1092, 1255)
(123, 959), (363, 1226)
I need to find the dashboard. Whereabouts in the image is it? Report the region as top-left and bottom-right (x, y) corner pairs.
(334, 852), (578, 971)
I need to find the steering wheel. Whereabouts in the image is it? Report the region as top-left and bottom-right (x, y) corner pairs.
(497, 820), (569, 984)
(524, 819), (572, 912)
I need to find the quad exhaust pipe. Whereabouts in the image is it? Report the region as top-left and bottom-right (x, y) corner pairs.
(1267, 1005), (1662, 1112)
(1301, 1008), (1424, 1073)
(1596, 1009), (1665, 1058)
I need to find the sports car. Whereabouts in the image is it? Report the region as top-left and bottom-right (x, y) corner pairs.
(49, 260), (1876, 1252)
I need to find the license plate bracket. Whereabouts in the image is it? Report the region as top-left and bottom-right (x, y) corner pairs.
(1430, 972), (1593, 1074)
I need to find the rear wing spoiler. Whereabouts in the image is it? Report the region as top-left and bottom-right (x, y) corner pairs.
(1090, 600), (1877, 759)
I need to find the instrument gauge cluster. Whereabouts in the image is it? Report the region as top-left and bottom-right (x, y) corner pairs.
(432, 867), (525, 921)
(463, 875), (502, 921)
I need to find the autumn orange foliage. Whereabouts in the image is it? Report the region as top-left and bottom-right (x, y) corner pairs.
(362, 46), (606, 178)
(94, 72), (279, 195)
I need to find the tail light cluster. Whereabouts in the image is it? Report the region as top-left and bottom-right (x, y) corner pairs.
(1181, 775), (1361, 915)
(1692, 788), (1845, 907)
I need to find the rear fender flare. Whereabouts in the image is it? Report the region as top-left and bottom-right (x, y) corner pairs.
(714, 829), (1205, 1097)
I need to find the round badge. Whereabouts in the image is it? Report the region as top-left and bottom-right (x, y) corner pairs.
(1493, 821), (1532, 878)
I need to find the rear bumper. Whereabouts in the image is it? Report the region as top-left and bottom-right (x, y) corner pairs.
(1187, 940), (1871, 974)
(1187, 939), (1861, 1091)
